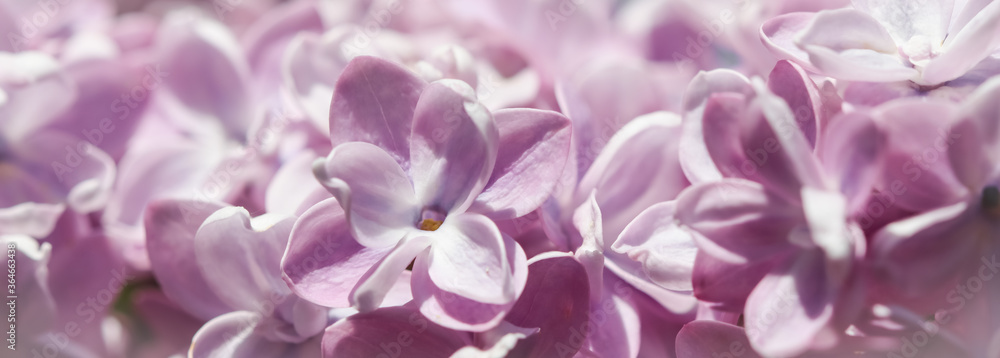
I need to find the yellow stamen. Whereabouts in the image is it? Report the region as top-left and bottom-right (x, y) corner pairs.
(419, 218), (443, 231)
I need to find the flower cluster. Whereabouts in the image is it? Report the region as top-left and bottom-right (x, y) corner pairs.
(3, 0), (1000, 357)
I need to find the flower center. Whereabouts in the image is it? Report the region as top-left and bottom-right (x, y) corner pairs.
(417, 208), (446, 231)
(418, 218), (442, 231)
(983, 186), (999, 218)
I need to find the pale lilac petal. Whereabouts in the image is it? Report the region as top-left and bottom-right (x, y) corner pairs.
(503, 253), (590, 358)
(470, 108), (571, 220)
(145, 199), (231, 321)
(194, 207), (296, 312)
(409, 80), (499, 214)
(15, 131), (117, 213)
(190, 311), (294, 358)
(612, 201), (696, 291)
(427, 213), (515, 305)
(796, 9), (917, 82)
(322, 306), (469, 358)
(329, 56), (427, 166)
(766, 60), (823, 147)
(411, 250), (518, 332)
(572, 191), (605, 303)
(281, 198), (392, 308)
(759, 12), (820, 71)
(0, 202), (65, 237)
(679, 69), (753, 184)
(314, 142), (419, 248)
(852, 0), (953, 48)
(351, 235), (433, 312)
(923, 1), (1000, 84)
(744, 251), (834, 357)
(676, 321), (762, 358)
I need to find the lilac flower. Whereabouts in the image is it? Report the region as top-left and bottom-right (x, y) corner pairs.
(282, 56), (571, 331)
(675, 64), (885, 356)
(761, 0), (1000, 86)
(145, 200), (331, 357)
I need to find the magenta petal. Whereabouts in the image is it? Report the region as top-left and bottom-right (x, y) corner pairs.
(322, 306), (469, 358)
(766, 60), (822, 147)
(470, 108), (571, 220)
(692, 252), (781, 313)
(315, 142), (419, 248)
(503, 253), (590, 358)
(329, 56), (427, 167)
(675, 321), (761, 358)
(281, 198), (392, 308)
(194, 207), (296, 312)
(409, 80), (499, 214)
(145, 199), (231, 321)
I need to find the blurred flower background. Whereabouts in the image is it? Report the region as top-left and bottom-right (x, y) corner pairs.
(2, 0), (1000, 357)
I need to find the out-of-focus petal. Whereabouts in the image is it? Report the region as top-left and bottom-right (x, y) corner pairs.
(950, 77), (1000, 192)
(409, 80), (499, 214)
(145, 199), (231, 321)
(759, 12), (819, 71)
